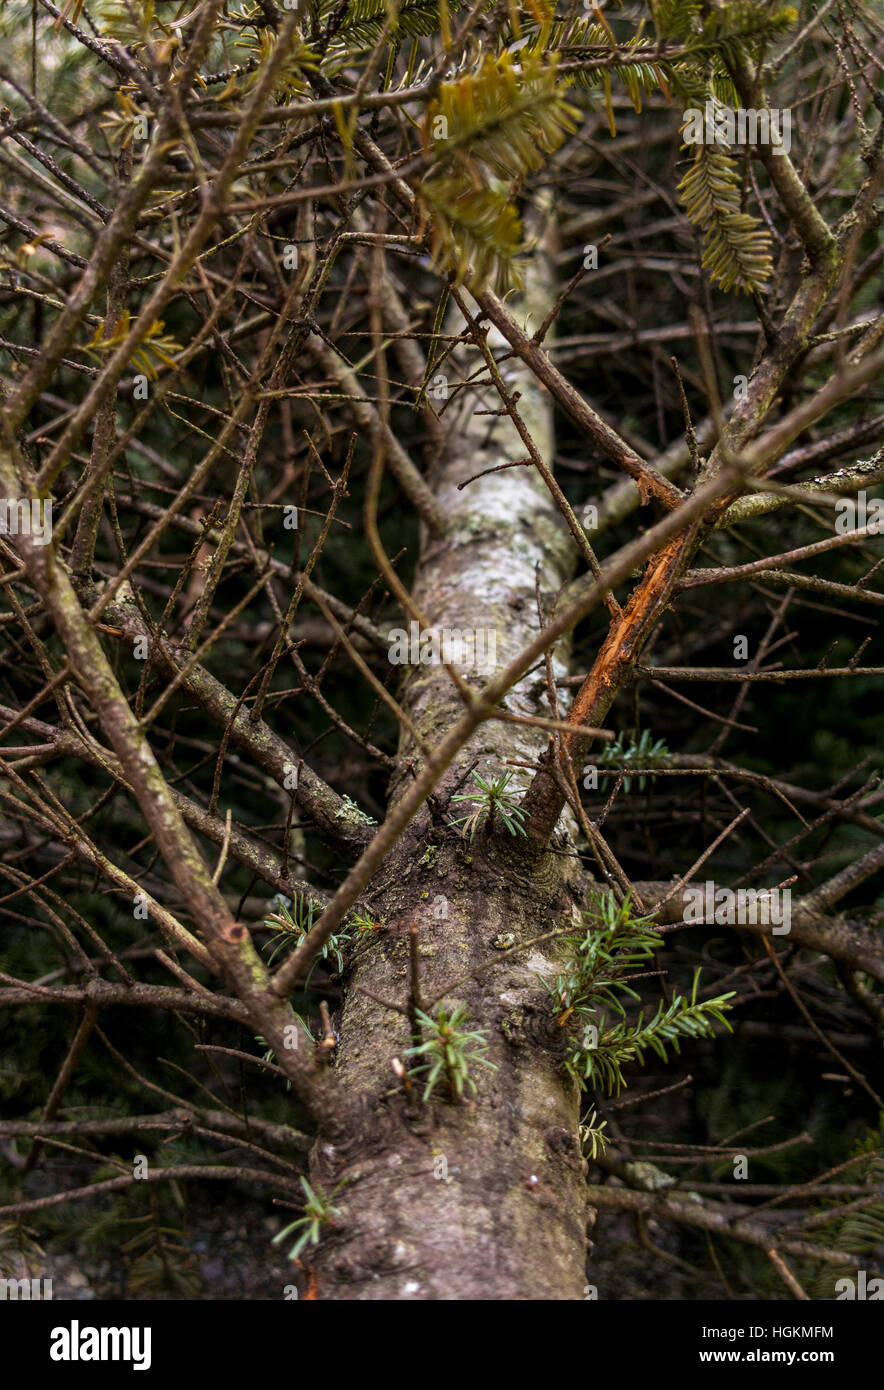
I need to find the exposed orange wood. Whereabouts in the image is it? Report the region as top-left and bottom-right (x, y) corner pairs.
(565, 530), (693, 752)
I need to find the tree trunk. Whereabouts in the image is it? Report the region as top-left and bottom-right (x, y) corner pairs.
(311, 235), (590, 1299)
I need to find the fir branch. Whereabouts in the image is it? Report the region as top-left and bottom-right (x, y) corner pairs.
(418, 51), (578, 290)
(677, 134), (773, 294)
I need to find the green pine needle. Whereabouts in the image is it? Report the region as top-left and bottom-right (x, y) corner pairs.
(405, 1004), (497, 1103)
(450, 768), (528, 840)
(544, 890), (734, 1096)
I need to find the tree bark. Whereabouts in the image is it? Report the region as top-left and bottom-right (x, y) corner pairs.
(310, 230), (591, 1300)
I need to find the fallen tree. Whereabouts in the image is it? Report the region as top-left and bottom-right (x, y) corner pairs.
(1, 0), (883, 1301)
